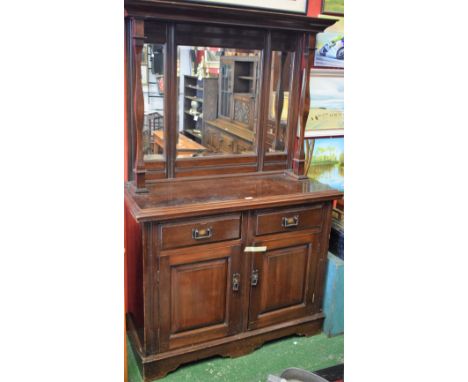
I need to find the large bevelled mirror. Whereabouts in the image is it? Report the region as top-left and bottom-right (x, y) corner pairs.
(176, 46), (262, 158)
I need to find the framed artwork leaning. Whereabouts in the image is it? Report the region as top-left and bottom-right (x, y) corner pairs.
(305, 137), (344, 192)
(321, 0), (344, 16)
(306, 69), (344, 138)
(314, 32), (344, 68)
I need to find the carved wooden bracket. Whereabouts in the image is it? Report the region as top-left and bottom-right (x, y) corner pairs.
(292, 33), (315, 179)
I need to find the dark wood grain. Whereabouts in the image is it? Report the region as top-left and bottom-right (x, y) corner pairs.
(125, 0), (334, 32)
(125, 173), (342, 222)
(124, 201), (144, 344)
(131, 18), (148, 192)
(255, 204), (324, 236)
(160, 214), (241, 250)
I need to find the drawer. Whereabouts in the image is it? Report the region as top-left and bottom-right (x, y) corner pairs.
(254, 205), (324, 236)
(161, 214), (241, 250)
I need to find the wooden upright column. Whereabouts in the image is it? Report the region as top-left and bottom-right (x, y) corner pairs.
(131, 18), (148, 193)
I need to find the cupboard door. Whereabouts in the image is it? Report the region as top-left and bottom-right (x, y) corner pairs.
(159, 244), (242, 351)
(248, 234), (321, 330)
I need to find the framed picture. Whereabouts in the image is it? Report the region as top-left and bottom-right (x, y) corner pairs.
(321, 0), (344, 16)
(305, 69), (344, 138)
(305, 137), (344, 192)
(183, 0), (308, 14)
(314, 32), (344, 69)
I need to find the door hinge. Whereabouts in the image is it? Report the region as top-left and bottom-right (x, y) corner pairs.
(312, 293), (315, 303)
(156, 270), (160, 283)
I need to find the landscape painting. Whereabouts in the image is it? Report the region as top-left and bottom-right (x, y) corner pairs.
(307, 137), (344, 192)
(322, 0), (344, 15)
(314, 32), (344, 68)
(306, 74), (344, 133)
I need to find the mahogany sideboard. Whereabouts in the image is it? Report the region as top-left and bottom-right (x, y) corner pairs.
(124, 1), (342, 380)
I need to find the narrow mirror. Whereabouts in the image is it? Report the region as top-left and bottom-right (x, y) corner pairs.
(265, 50), (295, 154)
(141, 43), (165, 162)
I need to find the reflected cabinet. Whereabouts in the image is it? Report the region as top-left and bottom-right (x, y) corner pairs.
(124, 1), (341, 380)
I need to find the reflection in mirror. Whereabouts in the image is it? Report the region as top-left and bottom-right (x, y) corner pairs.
(266, 51), (294, 153)
(141, 43), (165, 161)
(176, 46), (261, 158)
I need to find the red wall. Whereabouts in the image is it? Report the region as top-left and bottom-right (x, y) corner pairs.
(308, 0), (323, 17)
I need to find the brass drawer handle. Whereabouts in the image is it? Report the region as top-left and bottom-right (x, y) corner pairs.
(282, 215), (299, 228)
(192, 227), (213, 240)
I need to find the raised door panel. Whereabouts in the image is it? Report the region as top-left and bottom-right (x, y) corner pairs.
(171, 259), (227, 333)
(248, 234), (320, 330)
(159, 244), (242, 351)
(259, 246), (308, 313)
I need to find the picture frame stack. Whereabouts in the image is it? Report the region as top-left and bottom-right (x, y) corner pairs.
(305, 0), (344, 192)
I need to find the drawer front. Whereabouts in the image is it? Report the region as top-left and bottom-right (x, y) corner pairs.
(255, 205), (324, 236)
(161, 214), (241, 250)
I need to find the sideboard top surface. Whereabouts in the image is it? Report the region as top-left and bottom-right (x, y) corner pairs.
(125, 173), (343, 222)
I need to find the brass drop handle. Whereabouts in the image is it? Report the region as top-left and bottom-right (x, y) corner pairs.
(232, 273), (240, 292)
(192, 227), (213, 240)
(282, 215), (299, 228)
(251, 269), (259, 286)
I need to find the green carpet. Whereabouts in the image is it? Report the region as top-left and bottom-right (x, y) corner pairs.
(128, 333), (344, 382)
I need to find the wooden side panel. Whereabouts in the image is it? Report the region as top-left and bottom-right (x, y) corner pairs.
(124, 201), (144, 345)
